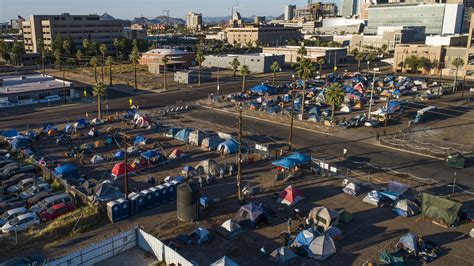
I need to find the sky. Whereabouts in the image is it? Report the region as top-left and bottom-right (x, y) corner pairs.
(0, 0), (339, 21)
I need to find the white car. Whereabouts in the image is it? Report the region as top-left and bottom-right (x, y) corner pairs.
(0, 207), (27, 226)
(1, 213), (39, 234)
(19, 183), (52, 200)
(7, 177), (37, 194)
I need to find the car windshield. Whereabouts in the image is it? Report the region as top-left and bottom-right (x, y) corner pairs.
(26, 186), (37, 194)
(9, 217), (20, 225)
(1, 212), (10, 219)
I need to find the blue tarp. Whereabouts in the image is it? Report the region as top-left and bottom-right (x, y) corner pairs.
(141, 150), (160, 160)
(42, 124), (58, 132)
(0, 129), (18, 138)
(64, 124), (73, 133)
(217, 139), (239, 154)
(250, 84), (276, 95)
(134, 136), (146, 145)
(272, 157), (299, 169)
(76, 118), (89, 126)
(309, 107), (320, 115)
(54, 164), (80, 179)
(114, 150), (124, 159)
(174, 128), (192, 143)
(293, 229), (317, 250)
(166, 128), (180, 137)
(378, 191), (400, 201)
(10, 137), (31, 151)
(286, 152), (311, 164)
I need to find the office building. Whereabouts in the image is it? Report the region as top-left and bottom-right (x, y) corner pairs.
(284, 5), (297, 20)
(295, 3), (338, 20)
(270, 20), (321, 34)
(360, 0), (389, 19)
(225, 25), (301, 47)
(124, 24), (147, 40)
(366, 3), (464, 35)
(465, 12), (474, 76)
(341, 0), (360, 17)
(204, 54), (285, 73)
(22, 13), (124, 54)
(425, 35), (468, 47)
(139, 48), (195, 74)
(186, 12), (202, 32)
(262, 46), (348, 65)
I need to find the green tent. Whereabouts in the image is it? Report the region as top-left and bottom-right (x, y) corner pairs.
(379, 250), (404, 266)
(422, 193), (462, 227)
(339, 210), (353, 224)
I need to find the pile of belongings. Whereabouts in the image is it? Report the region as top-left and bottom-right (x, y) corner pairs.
(396, 232), (438, 263)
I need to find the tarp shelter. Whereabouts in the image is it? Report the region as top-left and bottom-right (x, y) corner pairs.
(250, 84), (276, 95)
(397, 232), (418, 254)
(135, 115), (150, 128)
(363, 190), (382, 206)
(277, 185), (305, 206)
(308, 235), (336, 261)
(94, 182), (123, 202)
(195, 159), (221, 176)
(42, 124), (58, 132)
(111, 162), (134, 178)
(64, 124), (73, 133)
(76, 118), (89, 127)
(174, 128), (192, 143)
(272, 157), (299, 170)
(388, 181), (410, 195)
(54, 164), (79, 180)
(270, 247), (297, 264)
(326, 226), (343, 241)
(309, 206), (340, 231)
(422, 193), (462, 227)
(169, 148), (185, 159)
(114, 150), (124, 160)
(10, 137), (31, 151)
(217, 139), (239, 155)
(90, 155), (104, 164)
(191, 227), (209, 245)
(134, 136), (146, 146)
(235, 203), (270, 228)
(309, 107), (320, 116)
(210, 256), (238, 266)
(188, 130), (208, 146)
(141, 150), (165, 165)
(393, 199), (420, 217)
(292, 228), (318, 250)
(0, 129), (18, 138)
(286, 152), (311, 165)
(94, 140), (106, 149)
(91, 118), (103, 125)
(379, 250), (404, 266)
(201, 135), (224, 150)
(221, 219), (241, 234)
(343, 182), (361, 196)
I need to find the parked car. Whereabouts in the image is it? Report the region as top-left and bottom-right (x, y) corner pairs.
(0, 159), (14, 168)
(1, 212), (39, 234)
(0, 201), (27, 214)
(30, 193), (72, 213)
(39, 202), (75, 223)
(19, 183), (52, 200)
(7, 177), (38, 194)
(0, 165), (35, 180)
(0, 193), (20, 203)
(56, 135), (72, 145)
(2, 173), (35, 188)
(0, 207), (27, 226)
(0, 255), (45, 266)
(26, 191), (54, 207)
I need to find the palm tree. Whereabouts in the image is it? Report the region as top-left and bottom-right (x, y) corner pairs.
(404, 55), (419, 73)
(82, 39), (90, 57)
(452, 57), (465, 93)
(195, 49), (205, 85)
(62, 39), (71, 56)
(325, 83), (345, 123)
(129, 45), (139, 91)
(53, 49), (61, 69)
(106, 56), (113, 86)
(317, 58), (325, 76)
(100, 44), (107, 82)
(113, 38), (120, 58)
(92, 82), (107, 120)
(270, 61), (280, 85)
(162, 55), (169, 90)
(37, 39), (46, 75)
(355, 53), (365, 72)
(76, 49), (83, 66)
(90, 57), (99, 83)
(297, 44), (307, 62)
(240, 65), (250, 92)
(296, 58), (315, 117)
(230, 58), (240, 77)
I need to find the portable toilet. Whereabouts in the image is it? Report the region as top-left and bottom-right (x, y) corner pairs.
(164, 182), (176, 200)
(129, 192), (145, 215)
(157, 184), (168, 203)
(142, 189), (154, 209)
(116, 198), (129, 219)
(107, 200), (121, 223)
(148, 187), (160, 206)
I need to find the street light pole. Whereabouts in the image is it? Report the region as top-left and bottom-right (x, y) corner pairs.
(237, 103), (243, 201)
(288, 78), (296, 151)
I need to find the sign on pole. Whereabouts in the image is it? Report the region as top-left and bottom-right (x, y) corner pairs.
(129, 98), (133, 106)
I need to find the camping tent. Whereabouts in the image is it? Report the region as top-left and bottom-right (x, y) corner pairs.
(397, 232), (418, 254)
(188, 130), (208, 146)
(94, 140), (106, 149)
(191, 227), (209, 245)
(135, 115), (150, 128)
(90, 155), (104, 164)
(363, 190), (382, 206)
(292, 228), (318, 250)
(270, 247), (297, 264)
(343, 182), (361, 196)
(195, 159), (221, 176)
(308, 235), (336, 261)
(42, 124), (58, 133)
(201, 135), (223, 150)
(388, 181), (410, 195)
(286, 152), (311, 165)
(134, 136), (146, 146)
(421, 193), (462, 227)
(210, 256), (238, 266)
(217, 139), (239, 155)
(111, 162), (134, 178)
(169, 149), (185, 159)
(94, 182), (123, 202)
(326, 226), (343, 241)
(277, 185), (305, 206)
(235, 203), (270, 228)
(221, 219), (241, 235)
(308, 206), (340, 231)
(64, 124), (73, 133)
(54, 164), (80, 180)
(250, 84), (276, 95)
(114, 150), (125, 160)
(174, 128), (192, 143)
(165, 128), (180, 138)
(272, 157), (299, 170)
(181, 165), (195, 177)
(393, 199), (420, 217)
(141, 150), (165, 165)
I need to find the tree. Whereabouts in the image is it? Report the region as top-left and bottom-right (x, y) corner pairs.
(129, 45), (140, 91)
(404, 55), (419, 73)
(11, 41), (25, 66)
(82, 39), (90, 57)
(62, 39), (72, 55)
(90, 56), (98, 83)
(37, 39), (46, 74)
(297, 44), (307, 63)
(355, 53), (366, 72)
(161, 55), (169, 90)
(380, 44), (388, 56)
(106, 56), (113, 86)
(325, 83), (345, 123)
(92, 82), (107, 120)
(100, 44), (107, 82)
(452, 57), (465, 93)
(230, 57), (240, 77)
(240, 64), (250, 92)
(51, 33), (64, 53)
(53, 49), (62, 68)
(366, 52), (376, 69)
(296, 58), (315, 117)
(113, 38), (120, 58)
(270, 61), (280, 85)
(76, 49), (83, 65)
(317, 58), (325, 76)
(195, 49), (205, 85)
(417, 57), (432, 74)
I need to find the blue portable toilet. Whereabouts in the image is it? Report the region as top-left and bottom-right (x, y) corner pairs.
(129, 192), (145, 215)
(107, 200), (121, 223)
(148, 187), (160, 206)
(116, 198), (129, 219)
(157, 184), (168, 203)
(142, 189), (154, 209)
(164, 183), (176, 200)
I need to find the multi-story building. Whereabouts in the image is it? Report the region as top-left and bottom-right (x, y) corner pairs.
(341, 0), (360, 17)
(204, 54), (285, 73)
(270, 20), (321, 34)
(284, 5), (297, 21)
(366, 3), (464, 35)
(295, 3), (338, 20)
(262, 46), (348, 65)
(225, 25), (301, 47)
(186, 12), (202, 32)
(22, 13), (124, 54)
(465, 12), (474, 76)
(359, 0), (389, 20)
(124, 24), (147, 40)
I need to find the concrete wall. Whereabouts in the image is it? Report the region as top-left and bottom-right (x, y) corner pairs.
(205, 54), (285, 73)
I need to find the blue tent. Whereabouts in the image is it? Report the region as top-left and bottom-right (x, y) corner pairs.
(378, 191), (400, 201)
(114, 150), (125, 159)
(272, 157), (299, 169)
(166, 128), (180, 137)
(64, 124), (74, 133)
(292, 229), (318, 250)
(250, 84), (276, 95)
(397, 233), (418, 254)
(42, 124), (58, 132)
(76, 118), (89, 126)
(10, 137), (31, 151)
(0, 129), (18, 138)
(134, 135), (146, 145)
(217, 139), (239, 154)
(174, 128), (192, 143)
(141, 150), (161, 160)
(25, 130), (37, 139)
(54, 164), (80, 180)
(287, 152), (311, 164)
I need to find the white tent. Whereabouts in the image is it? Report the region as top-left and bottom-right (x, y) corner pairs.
(270, 247), (297, 263)
(308, 206), (340, 231)
(308, 235), (336, 261)
(342, 182), (361, 196)
(221, 219), (241, 234)
(90, 155), (104, 164)
(210, 256), (239, 266)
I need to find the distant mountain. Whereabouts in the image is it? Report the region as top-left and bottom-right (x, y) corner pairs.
(132, 16), (185, 25)
(100, 13), (116, 20)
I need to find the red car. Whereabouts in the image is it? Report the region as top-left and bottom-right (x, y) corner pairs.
(39, 202), (75, 223)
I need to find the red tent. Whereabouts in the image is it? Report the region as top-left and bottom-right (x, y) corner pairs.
(111, 162), (134, 177)
(277, 185), (305, 206)
(169, 148), (185, 159)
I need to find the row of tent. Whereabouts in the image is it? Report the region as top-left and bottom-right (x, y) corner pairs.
(272, 152), (312, 170)
(166, 128), (240, 154)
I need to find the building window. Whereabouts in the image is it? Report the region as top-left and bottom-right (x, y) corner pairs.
(17, 95), (30, 101)
(59, 89), (70, 98)
(39, 92), (51, 99)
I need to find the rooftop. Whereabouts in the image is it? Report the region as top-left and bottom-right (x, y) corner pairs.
(143, 49), (193, 56)
(0, 74), (71, 95)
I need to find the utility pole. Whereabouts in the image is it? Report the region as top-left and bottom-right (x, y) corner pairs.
(63, 68), (67, 105)
(288, 79), (296, 151)
(119, 133), (131, 198)
(237, 103), (243, 201)
(453, 56), (459, 93)
(217, 66), (220, 95)
(367, 67), (379, 119)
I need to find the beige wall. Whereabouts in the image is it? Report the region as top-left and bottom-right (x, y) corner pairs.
(393, 44), (444, 74)
(225, 26), (300, 47)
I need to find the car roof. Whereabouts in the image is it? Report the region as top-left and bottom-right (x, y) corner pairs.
(7, 207), (26, 214)
(44, 193), (70, 202)
(20, 177), (35, 183)
(50, 202), (67, 210)
(17, 213), (36, 219)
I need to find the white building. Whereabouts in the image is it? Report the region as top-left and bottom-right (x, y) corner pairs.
(186, 12), (202, 32)
(284, 5), (296, 21)
(425, 35), (468, 47)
